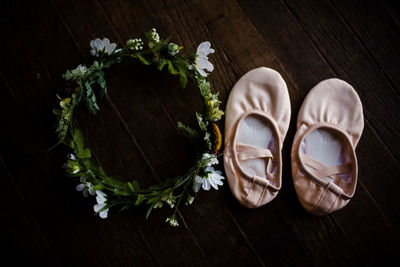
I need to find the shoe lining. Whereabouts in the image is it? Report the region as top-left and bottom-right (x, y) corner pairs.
(301, 128), (352, 185)
(236, 114), (277, 182)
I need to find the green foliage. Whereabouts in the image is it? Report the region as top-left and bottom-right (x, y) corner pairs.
(197, 78), (224, 121)
(72, 129), (92, 159)
(196, 112), (208, 131)
(137, 54), (152, 65)
(179, 68), (188, 88)
(177, 121), (199, 141)
(84, 81), (100, 114)
(157, 59), (168, 71)
(54, 28), (224, 226)
(203, 131), (212, 150)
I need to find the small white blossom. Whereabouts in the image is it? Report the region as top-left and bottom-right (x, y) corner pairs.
(90, 38), (117, 56)
(193, 166), (224, 192)
(194, 41), (214, 77)
(67, 153), (76, 160)
(147, 28), (161, 48)
(71, 165), (80, 174)
(154, 201), (163, 209)
(126, 38), (144, 51)
(70, 64), (88, 77)
(166, 198), (175, 208)
(185, 195), (194, 205)
(149, 28), (160, 43)
(76, 176), (95, 197)
(202, 153), (218, 166)
(93, 190), (109, 219)
(166, 216), (179, 227)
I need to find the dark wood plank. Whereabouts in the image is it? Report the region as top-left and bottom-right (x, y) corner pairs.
(380, 0), (400, 27)
(282, 0), (400, 229)
(0, 153), (57, 266)
(0, 16), (163, 265)
(1, 0), (399, 265)
(0, 69), (122, 266)
(50, 0), (270, 265)
(236, 0), (400, 264)
(0, 2), (199, 265)
(284, 0), (400, 161)
(133, 0), (380, 265)
(97, 0), (322, 265)
(330, 0), (400, 90)
(183, 0), (373, 265)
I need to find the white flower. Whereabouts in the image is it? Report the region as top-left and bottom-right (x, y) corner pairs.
(149, 28), (160, 43)
(90, 38), (117, 56)
(154, 201), (163, 209)
(71, 166), (80, 174)
(193, 166), (224, 192)
(126, 38), (144, 51)
(166, 216), (179, 227)
(67, 153), (76, 160)
(93, 190), (109, 219)
(76, 176), (95, 197)
(166, 198), (175, 208)
(185, 195), (194, 205)
(71, 64), (88, 77)
(194, 41), (215, 77)
(202, 153), (218, 166)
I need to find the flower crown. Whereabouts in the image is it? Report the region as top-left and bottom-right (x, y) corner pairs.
(53, 29), (224, 226)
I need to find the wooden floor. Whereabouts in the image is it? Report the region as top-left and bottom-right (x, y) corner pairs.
(1, 0), (399, 266)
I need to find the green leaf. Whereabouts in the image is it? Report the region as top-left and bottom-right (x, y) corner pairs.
(73, 129), (85, 152)
(93, 61), (99, 69)
(84, 81), (99, 114)
(158, 59), (168, 71)
(179, 69), (188, 88)
(92, 184), (104, 190)
(128, 180), (140, 191)
(135, 194), (145, 206)
(196, 112), (208, 131)
(77, 148), (91, 159)
(61, 136), (74, 149)
(145, 203), (156, 219)
(128, 182), (135, 192)
(72, 129), (92, 159)
(137, 54), (151, 65)
(204, 131), (212, 150)
(167, 61), (179, 75)
(177, 121), (198, 140)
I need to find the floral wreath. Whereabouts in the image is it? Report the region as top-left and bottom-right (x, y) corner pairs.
(53, 29), (224, 226)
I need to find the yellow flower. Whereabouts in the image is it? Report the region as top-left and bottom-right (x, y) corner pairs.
(211, 122), (222, 154)
(60, 98), (71, 108)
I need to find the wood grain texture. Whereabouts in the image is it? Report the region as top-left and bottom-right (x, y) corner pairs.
(1, 0), (399, 265)
(236, 0), (399, 264)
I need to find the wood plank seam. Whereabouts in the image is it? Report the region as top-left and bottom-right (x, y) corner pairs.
(281, 0), (400, 164)
(0, 152), (60, 265)
(47, 0), (220, 263)
(279, 0), (400, 165)
(78, 0), (269, 264)
(266, 0), (400, 233)
(178, 0), (362, 262)
(1, 17), (160, 265)
(0, 69), (117, 264)
(327, 0), (400, 101)
(253, 0), (400, 237)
